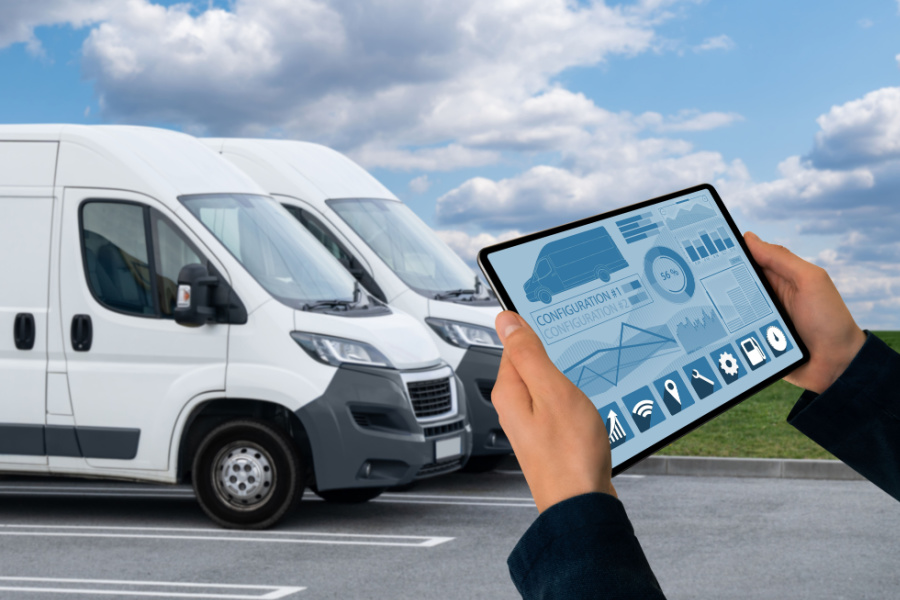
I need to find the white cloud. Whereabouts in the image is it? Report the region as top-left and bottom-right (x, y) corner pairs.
(436, 229), (523, 265)
(350, 143), (500, 172)
(436, 145), (750, 231)
(731, 85), (900, 323)
(0, 0), (114, 56)
(693, 34), (734, 52)
(639, 109), (743, 133)
(73, 0), (666, 153)
(857, 18), (873, 29)
(408, 175), (431, 194)
(808, 87), (900, 169)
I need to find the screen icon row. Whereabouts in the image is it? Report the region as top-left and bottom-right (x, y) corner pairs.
(602, 320), (793, 449)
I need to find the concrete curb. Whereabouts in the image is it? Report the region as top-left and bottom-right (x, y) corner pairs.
(625, 456), (865, 480)
(497, 454), (865, 481)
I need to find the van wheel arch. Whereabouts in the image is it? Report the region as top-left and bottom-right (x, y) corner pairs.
(594, 266), (611, 282)
(178, 399), (313, 488)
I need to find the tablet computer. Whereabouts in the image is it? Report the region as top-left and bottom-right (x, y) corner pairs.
(478, 183), (809, 475)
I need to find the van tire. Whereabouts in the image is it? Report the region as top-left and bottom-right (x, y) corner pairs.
(192, 419), (304, 529)
(595, 267), (611, 283)
(538, 289), (553, 304)
(314, 487), (386, 503)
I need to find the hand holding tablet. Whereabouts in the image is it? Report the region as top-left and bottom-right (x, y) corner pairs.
(480, 184), (810, 474)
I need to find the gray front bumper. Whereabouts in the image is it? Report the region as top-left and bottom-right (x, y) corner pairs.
(455, 346), (512, 458)
(295, 364), (472, 491)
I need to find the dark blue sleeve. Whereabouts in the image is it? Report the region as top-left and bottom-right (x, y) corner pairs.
(788, 332), (900, 501)
(508, 493), (665, 599)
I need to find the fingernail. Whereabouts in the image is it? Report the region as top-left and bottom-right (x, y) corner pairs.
(496, 311), (521, 341)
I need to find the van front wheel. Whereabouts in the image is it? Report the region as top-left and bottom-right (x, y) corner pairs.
(192, 419), (304, 529)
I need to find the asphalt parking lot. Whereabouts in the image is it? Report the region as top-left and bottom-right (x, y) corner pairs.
(0, 466), (897, 599)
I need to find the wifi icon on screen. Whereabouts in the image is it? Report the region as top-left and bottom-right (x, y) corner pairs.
(622, 386), (666, 433)
(632, 400), (654, 419)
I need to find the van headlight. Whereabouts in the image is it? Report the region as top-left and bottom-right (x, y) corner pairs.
(291, 332), (394, 368)
(425, 318), (502, 349)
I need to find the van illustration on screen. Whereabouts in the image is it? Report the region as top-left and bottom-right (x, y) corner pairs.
(524, 226), (629, 304)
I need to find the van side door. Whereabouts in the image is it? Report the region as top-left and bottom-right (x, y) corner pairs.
(58, 189), (229, 473)
(0, 181), (54, 469)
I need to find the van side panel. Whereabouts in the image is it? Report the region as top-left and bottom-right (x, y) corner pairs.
(0, 142), (57, 187)
(0, 187), (55, 467)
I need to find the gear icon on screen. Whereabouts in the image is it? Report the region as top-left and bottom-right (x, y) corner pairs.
(718, 352), (739, 377)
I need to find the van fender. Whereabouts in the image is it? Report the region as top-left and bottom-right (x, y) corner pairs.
(167, 367), (329, 481)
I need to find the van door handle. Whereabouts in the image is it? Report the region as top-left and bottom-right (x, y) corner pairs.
(14, 313), (35, 350)
(71, 314), (93, 352)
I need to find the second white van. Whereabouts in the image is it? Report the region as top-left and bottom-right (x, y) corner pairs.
(203, 139), (510, 471)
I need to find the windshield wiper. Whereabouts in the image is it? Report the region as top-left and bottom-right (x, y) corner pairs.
(434, 288), (476, 300)
(301, 299), (353, 311)
(302, 282), (364, 312)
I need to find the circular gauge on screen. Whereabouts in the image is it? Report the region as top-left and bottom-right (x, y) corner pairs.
(643, 246), (695, 303)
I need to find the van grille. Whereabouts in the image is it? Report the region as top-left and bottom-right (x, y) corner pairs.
(407, 378), (453, 418)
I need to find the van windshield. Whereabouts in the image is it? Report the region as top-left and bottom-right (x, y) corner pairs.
(327, 197), (487, 299)
(181, 194), (376, 312)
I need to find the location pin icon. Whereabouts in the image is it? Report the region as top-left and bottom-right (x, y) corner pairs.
(664, 379), (681, 405)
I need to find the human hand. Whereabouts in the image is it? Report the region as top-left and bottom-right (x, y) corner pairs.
(493, 311), (616, 513)
(744, 232), (866, 394)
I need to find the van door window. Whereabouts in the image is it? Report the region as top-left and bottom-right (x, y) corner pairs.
(81, 201), (210, 319)
(151, 213), (206, 318)
(81, 202), (156, 317)
(535, 258), (552, 279)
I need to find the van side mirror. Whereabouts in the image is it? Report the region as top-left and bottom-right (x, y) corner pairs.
(174, 263), (218, 325)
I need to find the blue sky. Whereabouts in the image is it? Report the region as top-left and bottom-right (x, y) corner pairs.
(2, 0), (899, 328)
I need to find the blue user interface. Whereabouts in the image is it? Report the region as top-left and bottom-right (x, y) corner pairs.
(487, 188), (803, 468)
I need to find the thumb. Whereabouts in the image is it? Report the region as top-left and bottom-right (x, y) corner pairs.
(744, 231), (808, 283)
(495, 311), (572, 402)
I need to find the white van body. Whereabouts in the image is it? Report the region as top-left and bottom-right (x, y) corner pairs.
(203, 139), (509, 469)
(0, 125), (471, 528)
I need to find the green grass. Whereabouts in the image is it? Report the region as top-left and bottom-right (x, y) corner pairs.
(656, 331), (899, 459)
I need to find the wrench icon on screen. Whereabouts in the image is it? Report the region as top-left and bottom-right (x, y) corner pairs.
(691, 369), (714, 386)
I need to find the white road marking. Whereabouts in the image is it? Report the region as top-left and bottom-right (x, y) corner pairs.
(0, 577), (303, 599)
(0, 524), (453, 548)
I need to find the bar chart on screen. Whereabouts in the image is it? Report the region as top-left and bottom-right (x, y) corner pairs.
(680, 226), (735, 262)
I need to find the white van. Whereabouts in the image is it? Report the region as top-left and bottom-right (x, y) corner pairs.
(0, 125), (471, 528)
(202, 139), (510, 471)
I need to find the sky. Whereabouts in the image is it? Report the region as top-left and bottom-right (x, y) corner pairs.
(2, 0), (899, 328)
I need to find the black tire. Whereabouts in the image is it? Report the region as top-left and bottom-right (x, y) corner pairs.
(314, 487), (386, 503)
(192, 419), (304, 529)
(460, 454), (508, 473)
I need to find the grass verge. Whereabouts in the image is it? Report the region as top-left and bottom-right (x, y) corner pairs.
(656, 331), (898, 459)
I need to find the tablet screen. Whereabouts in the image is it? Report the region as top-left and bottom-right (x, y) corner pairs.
(479, 184), (807, 472)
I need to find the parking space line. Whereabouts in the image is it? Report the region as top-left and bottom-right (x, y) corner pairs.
(0, 524), (453, 548)
(373, 499), (534, 508)
(0, 577), (303, 599)
(379, 492), (533, 501)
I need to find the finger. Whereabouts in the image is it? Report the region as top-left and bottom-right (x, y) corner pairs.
(495, 311), (572, 401)
(492, 350), (533, 419)
(744, 231), (810, 284)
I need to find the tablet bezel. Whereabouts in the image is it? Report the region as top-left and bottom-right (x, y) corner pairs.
(477, 183), (810, 476)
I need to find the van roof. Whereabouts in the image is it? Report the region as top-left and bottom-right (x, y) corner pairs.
(0, 124), (263, 198)
(203, 138), (397, 202)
